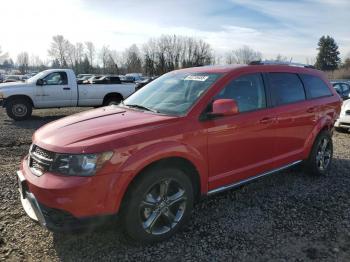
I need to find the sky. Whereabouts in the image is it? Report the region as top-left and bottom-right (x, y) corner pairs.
(0, 0), (349, 64)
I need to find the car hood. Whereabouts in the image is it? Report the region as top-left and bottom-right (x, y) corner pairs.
(33, 106), (178, 153)
(0, 82), (30, 90)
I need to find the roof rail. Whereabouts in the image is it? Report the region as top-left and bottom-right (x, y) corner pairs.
(249, 60), (315, 69)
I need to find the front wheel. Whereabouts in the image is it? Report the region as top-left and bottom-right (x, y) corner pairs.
(305, 131), (333, 176)
(121, 167), (194, 243)
(6, 98), (32, 121)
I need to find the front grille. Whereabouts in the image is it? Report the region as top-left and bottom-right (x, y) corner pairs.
(346, 110), (350, 116)
(33, 145), (55, 161)
(28, 144), (55, 176)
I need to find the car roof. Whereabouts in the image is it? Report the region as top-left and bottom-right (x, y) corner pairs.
(331, 81), (349, 84)
(174, 64), (324, 76)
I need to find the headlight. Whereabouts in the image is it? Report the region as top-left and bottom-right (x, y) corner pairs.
(50, 151), (113, 176)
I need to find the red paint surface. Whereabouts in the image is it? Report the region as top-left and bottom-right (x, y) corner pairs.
(20, 65), (341, 218)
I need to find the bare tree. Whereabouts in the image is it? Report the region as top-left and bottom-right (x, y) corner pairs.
(85, 41), (95, 69)
(226, 45), (262, 64)
(17, 52), (29, 74)
(48, 35), (70, 67)
(75, 42), (84, 64)
(275, 54), (289, 62)
(29, 55), (42, 67)
(66, 41), (76, 67)
(124, 44), (142, 73)
(143, 38), (158, 76)
(142, 35), (213, 75)
(306, 56), (316, 66)
(99, 45), (110, 72)
(0, 45), (9, 63)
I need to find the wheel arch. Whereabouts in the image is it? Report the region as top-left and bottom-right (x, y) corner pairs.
(302, 115), (334, 159)
(103, 92), (123, 105)
(128, 156), (201, 198)
(4, 95), (34, 108)
(110, 142), (208, 214)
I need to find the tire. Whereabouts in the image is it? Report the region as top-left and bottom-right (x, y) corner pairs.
(104, 97), (121, 106)
(6, 98), (32, 121)
(305, 131), (333, 176)
(121, 167), (194, 244)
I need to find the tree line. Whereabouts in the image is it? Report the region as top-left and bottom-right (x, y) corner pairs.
(0, 34), (349, 77)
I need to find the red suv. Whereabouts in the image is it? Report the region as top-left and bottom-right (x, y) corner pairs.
(17, 63), (341, 243)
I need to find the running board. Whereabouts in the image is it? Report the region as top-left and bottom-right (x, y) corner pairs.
(207, 160), (302, 195)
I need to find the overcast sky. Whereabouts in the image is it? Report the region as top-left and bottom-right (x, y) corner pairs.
(0, 0), (349, 63)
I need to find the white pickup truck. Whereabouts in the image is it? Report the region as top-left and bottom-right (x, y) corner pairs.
(0, 69), (136, 120)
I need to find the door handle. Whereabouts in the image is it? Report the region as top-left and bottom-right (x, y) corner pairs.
(307, 107), (317, 113)
(63, 87), (71, 90)
(259, 117), (275, 124)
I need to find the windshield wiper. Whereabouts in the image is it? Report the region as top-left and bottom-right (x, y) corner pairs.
(125, 104), (159, 113)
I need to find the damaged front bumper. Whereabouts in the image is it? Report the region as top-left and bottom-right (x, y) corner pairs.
(17, 171), (115, 232)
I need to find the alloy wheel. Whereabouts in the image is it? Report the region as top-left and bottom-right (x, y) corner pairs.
(316, 137), (332, 171)
(139, 178), (187, 235)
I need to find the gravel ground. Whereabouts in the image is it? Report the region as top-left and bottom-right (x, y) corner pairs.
(0, 107), (350, 261)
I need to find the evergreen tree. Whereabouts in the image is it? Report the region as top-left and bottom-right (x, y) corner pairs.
(315, 35), (341, 71)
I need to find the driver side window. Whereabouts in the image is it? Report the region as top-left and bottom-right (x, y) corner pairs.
(43, 72), (68, 85)
(215, 73), (266, 113)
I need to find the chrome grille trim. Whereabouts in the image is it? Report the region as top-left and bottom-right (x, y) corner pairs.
(28, 145), (55, 176)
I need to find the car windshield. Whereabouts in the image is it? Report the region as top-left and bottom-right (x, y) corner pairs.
(26, 71), (47, 83)
(123, 71), (222, 116)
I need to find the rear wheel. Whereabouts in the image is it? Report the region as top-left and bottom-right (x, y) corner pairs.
(121, 167), (194, 243)
(6, 98), (32, 121)
(104, 97), (122, 106)
(305, 131), (333, 176)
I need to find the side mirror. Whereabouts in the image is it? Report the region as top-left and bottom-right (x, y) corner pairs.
(36, 79), (44, 86)
(208, 99), (239, 118)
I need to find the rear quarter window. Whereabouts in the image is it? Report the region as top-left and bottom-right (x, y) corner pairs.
(300, 74), (332, 99)
(268, 73), (306, 106)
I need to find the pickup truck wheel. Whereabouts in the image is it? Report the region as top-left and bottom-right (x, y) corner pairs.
(305, 131), (333, 176)
(104, 97), (121, 106)
(121, 167), (194, 244)
(6, 98), (32, 121)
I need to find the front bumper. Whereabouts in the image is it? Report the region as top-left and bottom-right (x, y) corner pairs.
(19, 156), (119, 218)
(17, 170), (115, 232)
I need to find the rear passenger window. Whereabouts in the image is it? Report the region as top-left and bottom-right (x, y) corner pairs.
(300, 74), (332, 99)
(269, 73), (305, 106)
(215, 73), (266, 112)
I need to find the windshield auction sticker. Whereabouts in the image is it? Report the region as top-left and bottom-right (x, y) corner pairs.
(184, 75), (209, 81)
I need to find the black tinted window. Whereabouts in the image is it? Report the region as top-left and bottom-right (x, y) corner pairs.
(215, 73), (266, 112)
(300, 74), (332, 99)
(269, 73), (305, 106)
(110, 77), (121, 84)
